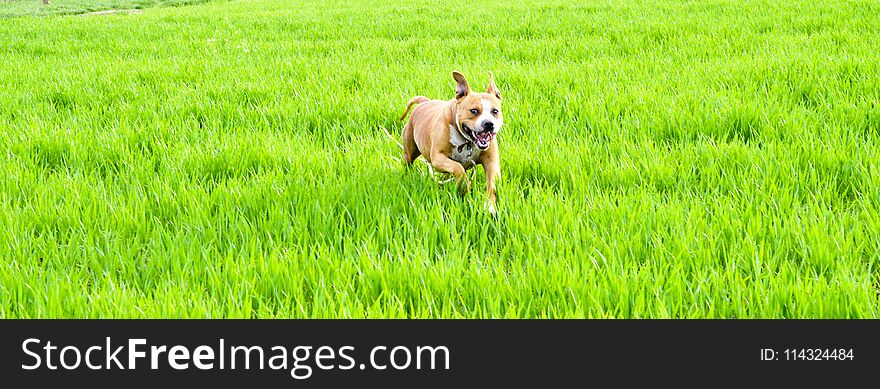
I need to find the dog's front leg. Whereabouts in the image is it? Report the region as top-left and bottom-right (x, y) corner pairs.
(430, 154), (470, 195)
(482, 155), (500, 216)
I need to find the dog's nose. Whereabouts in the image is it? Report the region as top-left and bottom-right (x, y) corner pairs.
(483, 121), (494, 131)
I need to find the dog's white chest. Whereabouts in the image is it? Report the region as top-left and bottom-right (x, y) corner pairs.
(449, 125), (481, 169)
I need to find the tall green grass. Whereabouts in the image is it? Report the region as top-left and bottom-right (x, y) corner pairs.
(0, 0), (209, 18)
(1, 0), (879, 318)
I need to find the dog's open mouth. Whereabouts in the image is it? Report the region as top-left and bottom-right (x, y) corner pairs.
(465, 126), (496, 150)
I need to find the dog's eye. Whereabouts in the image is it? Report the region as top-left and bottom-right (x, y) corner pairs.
(491, 109), (499, 115)
(469, 108), (479, 115)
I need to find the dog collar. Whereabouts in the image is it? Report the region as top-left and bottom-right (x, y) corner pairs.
(449, 125), (476, 168)
(449, 124), (473, 154)
(452, 101), (476, 146)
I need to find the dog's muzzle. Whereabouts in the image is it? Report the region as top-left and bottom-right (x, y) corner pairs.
(463, 124), (496, 150)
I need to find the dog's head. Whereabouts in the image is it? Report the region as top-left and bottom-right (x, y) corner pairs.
(452, 71), (502, 150)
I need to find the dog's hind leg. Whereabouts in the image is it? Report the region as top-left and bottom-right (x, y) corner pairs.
(401, 121), (421, 165)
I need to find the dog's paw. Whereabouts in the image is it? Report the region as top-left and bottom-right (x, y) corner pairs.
(485, 201), (498, 218)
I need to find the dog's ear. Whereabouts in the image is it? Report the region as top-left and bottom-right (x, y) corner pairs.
(486, 72), (501, 100)
(452, 71), (471, 100)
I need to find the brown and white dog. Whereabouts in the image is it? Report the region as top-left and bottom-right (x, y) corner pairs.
(399, 71), (503, 215)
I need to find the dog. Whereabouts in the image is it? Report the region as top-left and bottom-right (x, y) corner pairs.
(399, 71), (503, 215)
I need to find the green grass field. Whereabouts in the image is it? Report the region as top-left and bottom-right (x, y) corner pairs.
(1, 0), (879, 318)
(0, 0), (205, 17)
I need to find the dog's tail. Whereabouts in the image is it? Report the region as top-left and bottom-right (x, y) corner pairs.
(400, 96), (430, 121)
